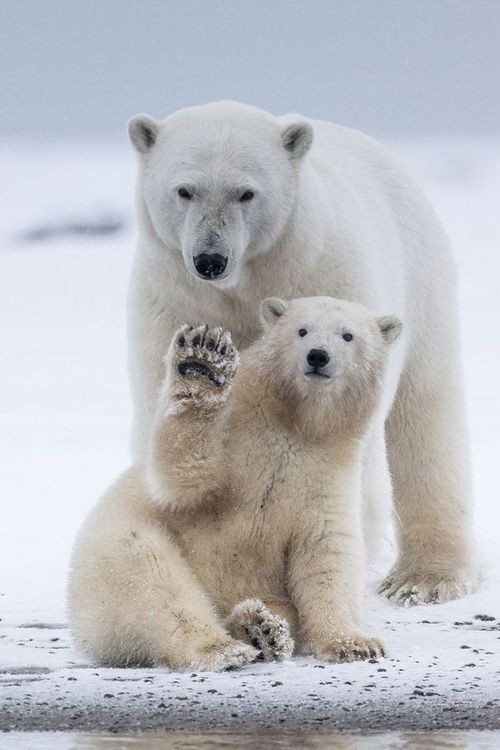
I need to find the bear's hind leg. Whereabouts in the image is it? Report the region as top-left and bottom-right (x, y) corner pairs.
(69, 480), (259, 671)
(123, 526), (260, 670)
(225, 599), (294, 661)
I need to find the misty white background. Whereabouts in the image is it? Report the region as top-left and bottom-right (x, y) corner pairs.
(0, 1), (499, 720)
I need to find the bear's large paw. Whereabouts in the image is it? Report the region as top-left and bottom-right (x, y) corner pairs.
(315, 634), (386, 663)
(190, 638), (260, 672)
(379, 568), (475, 607)
(225, 599), (294, 661)
(167, 324), (239, 406)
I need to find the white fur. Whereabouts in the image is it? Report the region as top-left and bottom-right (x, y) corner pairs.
(69, 298), (393, 668)
(127, 100), (476, 603)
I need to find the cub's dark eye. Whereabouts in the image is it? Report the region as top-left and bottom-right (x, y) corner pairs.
(298, 328), (307, 337)
(239, 190), (254, 202)
(178, 187), (192, 200)
(342, 332), (353, 342)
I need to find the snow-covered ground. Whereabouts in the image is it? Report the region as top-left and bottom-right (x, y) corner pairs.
(0, 140), (499, 735)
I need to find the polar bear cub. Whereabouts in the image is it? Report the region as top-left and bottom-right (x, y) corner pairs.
(68, 296), (401, 670)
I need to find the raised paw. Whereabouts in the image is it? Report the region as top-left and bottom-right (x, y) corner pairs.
(379, 569), (475, 607)
(225, 599), (294, 662)
(167, 324), (239, 404)
(190, 638), (260, 672)
(315, 634), (386, 663)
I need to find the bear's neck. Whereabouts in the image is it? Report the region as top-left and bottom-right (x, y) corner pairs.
(236, 348), (378, 449)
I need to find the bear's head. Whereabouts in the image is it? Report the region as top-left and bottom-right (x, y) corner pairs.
(128, 101), (312, 287)
(258, 296), (402, 433)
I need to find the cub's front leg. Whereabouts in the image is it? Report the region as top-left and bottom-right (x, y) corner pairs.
(289, 483), (386, 663)
(147, 324), (239, 508)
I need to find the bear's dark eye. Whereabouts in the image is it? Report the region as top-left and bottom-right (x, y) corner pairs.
(298, 328), (307, 337)
(239, 190), (254, 202)
(342, 332), (353, 342)
(178, 187), (192, 200)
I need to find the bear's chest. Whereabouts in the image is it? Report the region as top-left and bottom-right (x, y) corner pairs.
(170, 437), (329, 613)
(170, 500), (291, 616)
(228, 406), (332, 514)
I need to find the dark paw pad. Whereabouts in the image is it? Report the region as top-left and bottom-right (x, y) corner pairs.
(178, 360), (222, 386)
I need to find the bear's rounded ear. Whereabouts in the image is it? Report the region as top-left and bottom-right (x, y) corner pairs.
(377, 316), (403, 344)
(281, 121), (313, 160)
(128, 114), (160, 153)
(260, 297), (288, 325)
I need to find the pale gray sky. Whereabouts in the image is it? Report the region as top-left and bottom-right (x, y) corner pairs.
(1, 0), (499, 139)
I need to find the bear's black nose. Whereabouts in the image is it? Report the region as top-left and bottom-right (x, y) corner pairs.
(307, 348), (330, 369)
(193, 253), (228, 279)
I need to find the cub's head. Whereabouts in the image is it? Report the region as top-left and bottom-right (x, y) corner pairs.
(128, 101), (312, 287)
(259, 296), (402, 421)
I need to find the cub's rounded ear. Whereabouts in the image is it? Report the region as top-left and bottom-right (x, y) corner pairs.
(260, 297), (288, 325)
(281, 121), (313, 160)
(377, 315), (403, 344)
(128, 114), (160, 153)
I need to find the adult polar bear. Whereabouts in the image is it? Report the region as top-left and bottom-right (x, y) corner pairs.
(127, 100), (475, 605)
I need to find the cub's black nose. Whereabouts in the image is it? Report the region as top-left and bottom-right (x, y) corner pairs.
(307, 348), (330, 369)
(193, 253), (228, 279)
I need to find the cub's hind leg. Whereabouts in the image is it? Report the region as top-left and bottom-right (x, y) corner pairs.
(226, 599), (295, 661)
(68, 470), (259, 671)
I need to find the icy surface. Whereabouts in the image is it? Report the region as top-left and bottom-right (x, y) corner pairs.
(0, 140), (499, 732)
(1, 730), (500, 750)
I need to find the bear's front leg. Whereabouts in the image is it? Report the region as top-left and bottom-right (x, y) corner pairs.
(382, 362), (476, 606)
(147, 324), (239, 509)
(288, 491), (386, 663)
